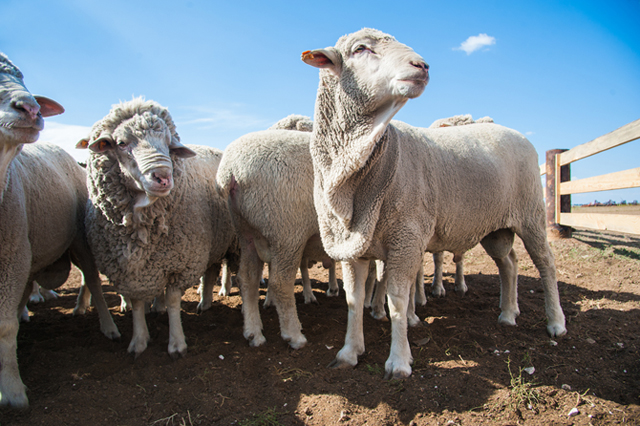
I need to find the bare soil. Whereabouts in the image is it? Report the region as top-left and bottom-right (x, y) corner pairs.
(3, 229), (640, 425)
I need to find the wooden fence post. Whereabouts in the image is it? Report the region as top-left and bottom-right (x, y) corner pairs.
(545, 149), (572, 240)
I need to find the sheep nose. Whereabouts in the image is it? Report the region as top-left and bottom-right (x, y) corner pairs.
(411, 60), (429, 72)
(152, 170), (173, 188)
(11, 93), (41, 120)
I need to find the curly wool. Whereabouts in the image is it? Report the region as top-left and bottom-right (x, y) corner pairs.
(0, 52), (23, 79)
(429, 114), (494, 128)
(85, 144), (230, 302)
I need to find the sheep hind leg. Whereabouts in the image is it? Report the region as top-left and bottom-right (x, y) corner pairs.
(414, 260), (426, 306)
(127, 298), (151, 358)
(481, 229), (519, 326)
(329, 259), (369, 369)
(70, 246), (121, 340)
(431, 252), (446, 297)
(218, 259), (232, 297)
(166, 286), (187, 358)
(326, 261), (339, 297)
(197, 263), (221, 313)
(363, 260), (376, 307)
(370, 260), (388, 320)
(518, 225), (567, 337)
(300, 257), (317, 304)
(454, 256), (467, 296)
(237, 240), (266, 347)
(270, 257), (307, 349)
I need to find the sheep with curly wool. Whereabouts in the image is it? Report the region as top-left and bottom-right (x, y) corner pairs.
(302, 28), (566, 379)
(77, 97), (237, 358)
(216, 115), (338, 349)
(0, 52), (120, 408)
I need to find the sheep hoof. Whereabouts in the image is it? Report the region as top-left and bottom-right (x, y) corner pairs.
(169, 347), (187, 359)
(383, 369), (411, 380)
(326, 288), (339, 297)
(304, 294), (318, 304)
(248, 335), (266, 347)
(328, 358), (355, 369)
(498, 312), (519, 326)
(286, 335), (308, 350)
(196, 301), (212, 314)
(0, 389), (29, 410)
(102, 327), (121, 341)
(370, 310), (388, 321)
(431, 288), (446, 298)
(547, 323), (567, 337)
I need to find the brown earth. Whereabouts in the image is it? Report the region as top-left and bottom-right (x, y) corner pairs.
(2, 228), (640, 425)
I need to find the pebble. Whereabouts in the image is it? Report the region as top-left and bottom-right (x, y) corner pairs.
(568, 407), (580, 417)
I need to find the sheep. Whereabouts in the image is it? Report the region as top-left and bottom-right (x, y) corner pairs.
(0, 52), (120, 408)
(216, 117), (339, 349)
(77, 97), (237, 358)
(301, 28), (566, 379)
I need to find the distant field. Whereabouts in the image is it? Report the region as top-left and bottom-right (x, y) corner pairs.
(573, 204), (640, 215)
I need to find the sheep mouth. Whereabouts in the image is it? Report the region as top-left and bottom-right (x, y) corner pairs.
(0, 120), (44, 141)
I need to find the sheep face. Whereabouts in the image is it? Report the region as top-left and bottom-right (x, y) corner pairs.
(0, 53), (64, 201)
(302, 28), (429, 116)
(79, 99), (196, 207)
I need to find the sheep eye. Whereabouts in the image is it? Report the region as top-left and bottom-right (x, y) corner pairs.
(117, 140), (127, 148)
(353, 45), (371, 54)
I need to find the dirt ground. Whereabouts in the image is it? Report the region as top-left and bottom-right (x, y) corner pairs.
(2, 228), (639, 425)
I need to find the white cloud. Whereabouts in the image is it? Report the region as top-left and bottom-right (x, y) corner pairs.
(38, 121), (92, 163)
(455, 33), (496, 55)
(176, 105), (273, 131)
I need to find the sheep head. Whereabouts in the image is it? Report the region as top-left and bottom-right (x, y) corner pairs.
(77, 98), (196, 209)
(0, 52), (64, 200)
(302, 28), (429, 122)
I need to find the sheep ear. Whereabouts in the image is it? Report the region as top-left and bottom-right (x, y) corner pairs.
(76, 138), (90, 149)
(169, 139), (197, 158)
(302, 48), (341, 75)
(87, 136), (115, 153)
(34, 96), (65, 117)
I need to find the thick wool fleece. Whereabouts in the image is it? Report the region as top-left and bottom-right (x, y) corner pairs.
(86, 145), (236, 302)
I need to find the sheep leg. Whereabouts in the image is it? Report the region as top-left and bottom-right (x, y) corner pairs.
(300, 257), (317, 304)
(481, 229), (519, 326)
(0, 316), (27, 408)
(414, 260), (427, 306)
(74, 281), (92, 314)
(517, 226), (567, 337)
(69, 246), (121, 340)
(329, 259), (369, 369)
(269, 256), (307, 349)
(166, 286), (187, 358)
(431, 252), (446, 297)
(128, 298), (151, 358)
(150, 292), (166, 314)
(454, 257), (467, 296)
(326, 260), (339, 297)
(407, 274), (421, 327)
(197, 263), (221, 313)
(383, 254), (422, 380)
(237, 238), (266, 347)
(370, 260), (388, 320)
(218, 259), (232, 297)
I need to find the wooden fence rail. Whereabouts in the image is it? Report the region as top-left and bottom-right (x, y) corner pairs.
(540, 118), (640, 239)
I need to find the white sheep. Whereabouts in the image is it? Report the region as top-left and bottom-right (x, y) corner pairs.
(77, 97), (238, 358)
(216, 118), (339, 349)
(0, 52), (120, 408)
(302, 28), (566, 379)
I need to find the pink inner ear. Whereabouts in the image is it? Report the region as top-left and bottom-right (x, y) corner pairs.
(302, 50), (334, 68)
(34, 96), (65, 117)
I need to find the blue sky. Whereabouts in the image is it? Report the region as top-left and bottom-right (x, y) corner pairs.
(2, 0), (639, 204)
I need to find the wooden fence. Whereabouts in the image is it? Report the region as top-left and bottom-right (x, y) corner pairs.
(541, 118), (640, 239)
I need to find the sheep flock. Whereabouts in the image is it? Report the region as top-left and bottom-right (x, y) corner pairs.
(0, 28), (566, 408)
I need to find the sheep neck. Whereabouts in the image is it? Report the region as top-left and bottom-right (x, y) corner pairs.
(0, 143), (22, 202)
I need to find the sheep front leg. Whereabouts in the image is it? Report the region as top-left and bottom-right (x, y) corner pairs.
(0, 316), (28, 408)
(370, 260), (388, 321)
(326, 261), (339, 297)
(384, 264), (417, 379)
(431, 252), (446, 297)
(166, 286), (187, 358)
(329, 259), (369, 369)
(128, 298), (151, 358)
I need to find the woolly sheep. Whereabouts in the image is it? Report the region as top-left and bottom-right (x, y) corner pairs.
(77, 97), (238, 358)
(216, 117), (339, 349)
(0, 52), (120, 408)
(302, 28), (566, 379)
